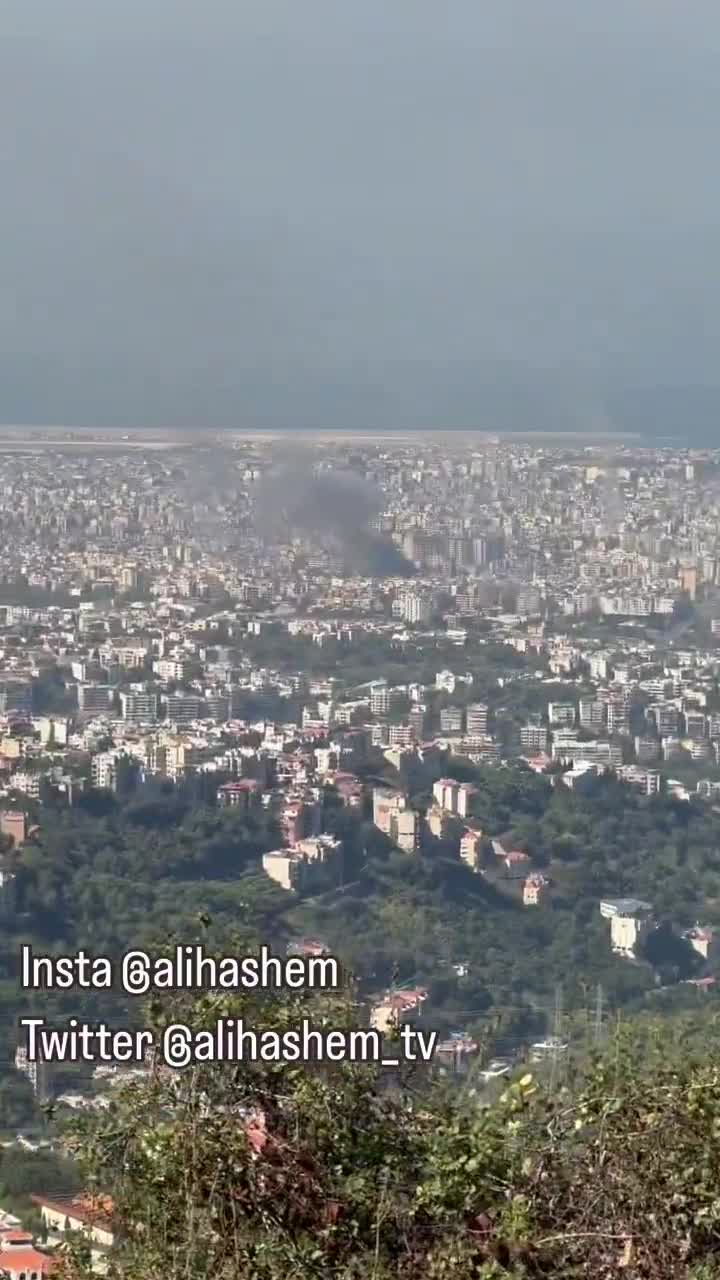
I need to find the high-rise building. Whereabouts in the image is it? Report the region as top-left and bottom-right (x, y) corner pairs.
(472, 537), (487, 566)
(372, 788), (418, 852)
(589, 653), (610, 681)
(649, 703), (680, 737)
(432, 778), (459, 812)
(370, 681), (390, 717)
(164, 695), (206, 726)
(119, 691), (158, 725)
(408, 704), (426, 739)
(393, 808), (419, 853)
(439, 707), (463, 734)
(634, 736), (660, 764)
(397, 592), (432, 625)
(606, 700), (630, 736)
(456, 783), (477, 819)
(389, 724), (414, 747)
(684, 710), (708, 741)
(460, 828), (483, 871)
(548, 702), (576, 727)
(465, 703), (488, 735)
(205, 694), (230, 722)
(516, 587), (542, 616)
(680, 566), (698, 600)
(91, 749), (132, 791)
(579, 699), (606, 731)
(0, 681), (32, 716)
(77, 684), (113, 715)
(448, 538), (473, 569)
(521, 725), (549, 751)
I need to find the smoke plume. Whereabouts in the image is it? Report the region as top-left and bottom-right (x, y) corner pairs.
(254, 455), (415, 577)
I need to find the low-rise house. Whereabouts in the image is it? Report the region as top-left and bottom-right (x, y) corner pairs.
(285, 937), (330, 959)
(523, 752), (552, 773)
(434, 1033), (478, 1073)
(616, 766), (661, 796)
(30, 1194), (113, 1274)
(600, 898), (654, 958)
(523, 872), (549, 906)
(530, 1036), (569, 1063)
(370, 988), (428, 1034)
(8, 771), (41, 800)
(0, 1229), (56, 1278)
(262, 834), (341, 893)
(262, 850), (298, 891)
(553, 761), (598, 789)
(683, 925), (720, 964)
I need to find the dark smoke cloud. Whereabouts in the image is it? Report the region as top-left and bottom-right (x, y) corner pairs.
(255, 457), (415, 578)
(350, 530), (418, 578)
(169, 445), (244, 544)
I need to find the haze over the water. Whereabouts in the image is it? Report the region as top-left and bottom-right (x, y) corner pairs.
(2, 0), (720, 440)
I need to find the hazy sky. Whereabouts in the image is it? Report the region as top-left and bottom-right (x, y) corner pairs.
(2, 0), (720, 430)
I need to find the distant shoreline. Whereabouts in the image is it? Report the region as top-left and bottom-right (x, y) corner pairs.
(0, 425), (709, 452)
(0, 425), (650, 448)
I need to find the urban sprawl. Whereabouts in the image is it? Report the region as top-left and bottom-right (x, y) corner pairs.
(2, 435), (720, 1141)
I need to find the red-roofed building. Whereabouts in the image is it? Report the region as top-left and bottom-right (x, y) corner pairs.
(286, 937), (330, 959)
(0, 1241), (57, 1278)
(523, 753), (552, 773)
(435, 1034), (479, 1073)
(30, 1194), (113, 1272)
(370, 988), (428, 1034)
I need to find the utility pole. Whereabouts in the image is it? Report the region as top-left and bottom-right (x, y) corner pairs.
(593, 982), (604, 1049)
(549, 983), (564, 1092)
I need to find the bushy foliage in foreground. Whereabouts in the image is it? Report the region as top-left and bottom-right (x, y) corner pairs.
(57, 986), (720, 1280)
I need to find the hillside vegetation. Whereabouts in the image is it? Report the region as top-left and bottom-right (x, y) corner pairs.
(61, 982), (720, 1280)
